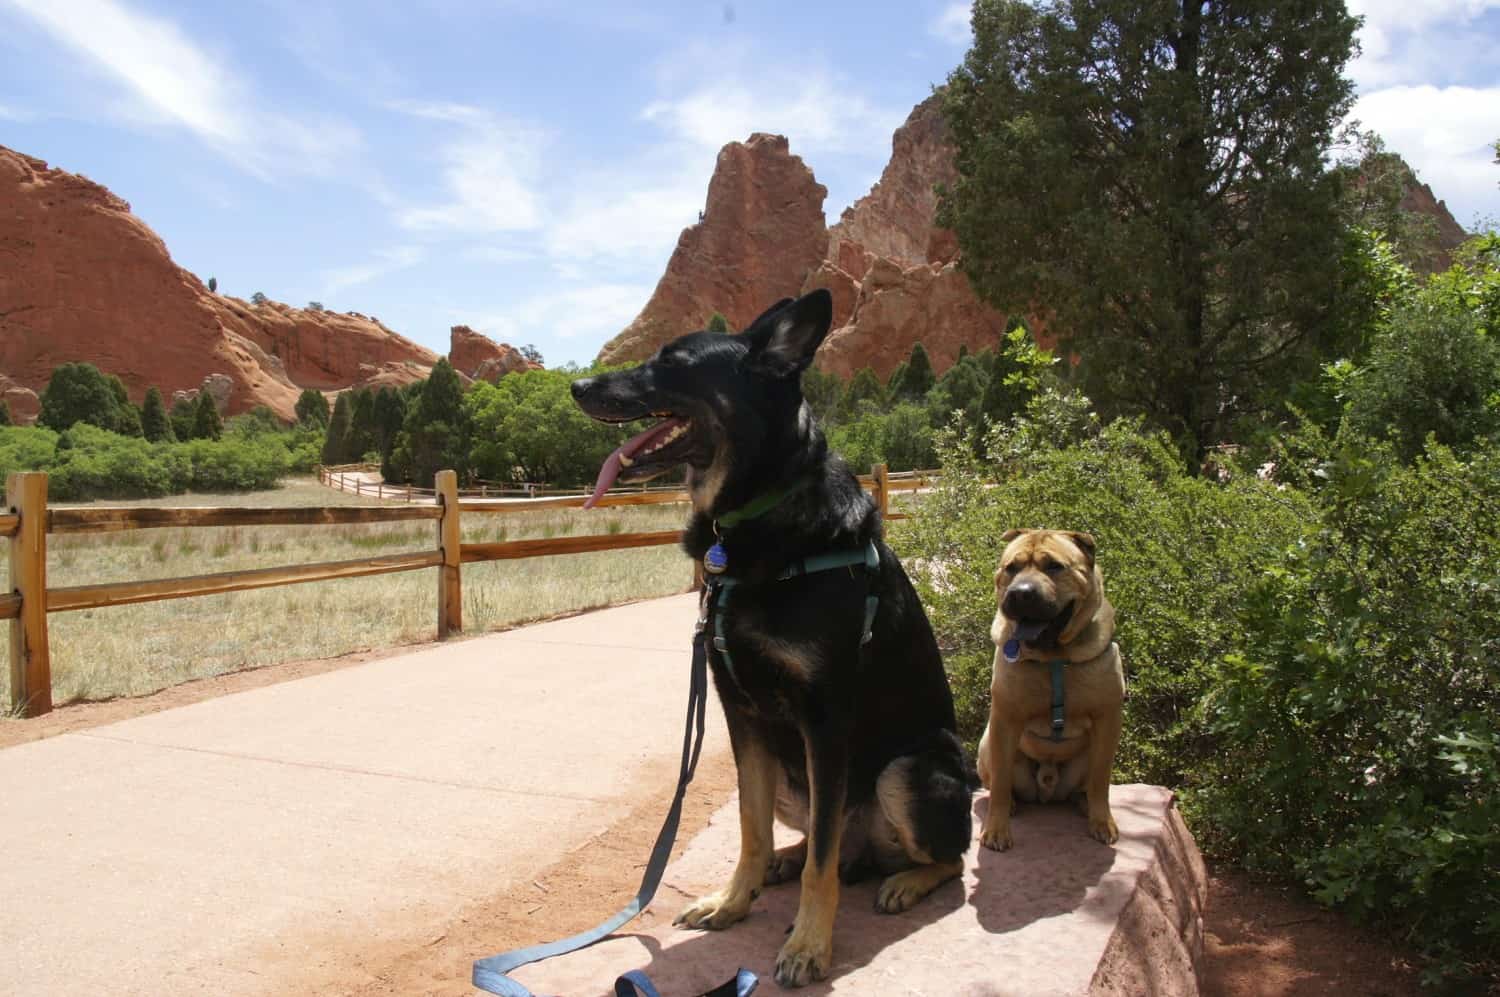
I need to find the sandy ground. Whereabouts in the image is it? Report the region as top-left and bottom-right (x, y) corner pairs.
(1, 647), (1425, 996)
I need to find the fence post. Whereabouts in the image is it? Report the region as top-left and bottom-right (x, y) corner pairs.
(436, 470), (462, 639)
(872, 462), (890, 520)
(7, 472), (52, 717)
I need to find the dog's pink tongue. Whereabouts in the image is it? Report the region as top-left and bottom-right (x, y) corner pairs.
(583, 418), (684, 510)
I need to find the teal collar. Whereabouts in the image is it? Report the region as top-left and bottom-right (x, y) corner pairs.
(715, 474), (817, 528)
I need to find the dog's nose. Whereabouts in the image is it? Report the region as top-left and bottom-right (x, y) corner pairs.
(570, 377), (594, 400)
(1003, 582), (1046, 618)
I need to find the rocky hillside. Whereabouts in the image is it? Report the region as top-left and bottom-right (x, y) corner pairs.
(595, 95), (1008, 379)
(0, 146), (528, 423)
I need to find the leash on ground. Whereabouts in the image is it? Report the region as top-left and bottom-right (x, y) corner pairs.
(471, 611), (757, 997)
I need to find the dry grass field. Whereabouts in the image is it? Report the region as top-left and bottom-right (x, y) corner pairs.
(2, 476), (693, 707)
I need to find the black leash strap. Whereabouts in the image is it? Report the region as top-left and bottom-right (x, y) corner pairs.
(473, 624), (753, 995)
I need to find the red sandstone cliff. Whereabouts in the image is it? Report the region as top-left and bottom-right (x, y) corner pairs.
(593, 98), (1007, 380)
(0, 146), (461, 423)
(450, 325), (541, 382)
(596, 134), (830, 365)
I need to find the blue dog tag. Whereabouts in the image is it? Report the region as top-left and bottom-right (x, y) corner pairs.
(704, 542), (729, 575)
(1003, 638), (1021, 662)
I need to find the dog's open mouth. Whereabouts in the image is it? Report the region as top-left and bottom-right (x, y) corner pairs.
(1010, 600), (1074, 649)
(584, 412), (694, 509)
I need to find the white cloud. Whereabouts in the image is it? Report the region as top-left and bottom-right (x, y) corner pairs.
(2, 0), (359, 178)
(321, 246), (426, 296)
(1348, 0), (1500, 87)
(1352, 85), (1500, 227)
(930, 3), (972, 46)
(468, 283), (654, 347)
(390, 102), (547, 234)
(545, 170), (705, 265)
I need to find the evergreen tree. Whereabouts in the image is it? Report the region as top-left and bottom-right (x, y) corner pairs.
(192, 392), (223, 441)
(170, 397), (197, 440)
(372, 387), (407, 463)
(322, 391), (354, 465)
(800, 366), (844, 425)
(0, 398), (10, 426)
(885, 361), (911, 401)
(706, 311), (731, 333)
(295, 389), (330, 428)
(389, 358), (469, 485)
(346, 388), (378, 460)
(942, 0), (1358, 465)
(903, 343), (936, 399)
(841, 366), (886, 420)
(39, 362), (123, 432)
(141, 387), (174, 442)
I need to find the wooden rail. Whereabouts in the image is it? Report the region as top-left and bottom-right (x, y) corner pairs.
(5, 463), (924, 717)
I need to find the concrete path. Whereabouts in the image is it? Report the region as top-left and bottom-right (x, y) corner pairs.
(0, 593), (724, 997)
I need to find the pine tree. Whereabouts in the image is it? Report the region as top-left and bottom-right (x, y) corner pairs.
(38, 362), (122, 432)
(372, 387), (407, 462)
(943, 0), (1358, 464)
(295, 389), (330, 428)
(841, 367), (886, 420)
(706, 312), (731, 333)
(141, 387), (174, 442)
(0, 398), (10, 426)
(903, 343), (936, 399)
(389, 359), (469, 485)
(346, 388), (377, 460)
(322, 392), (353, 465)
(192, 392), (223, 441)
(170, 397), (198, 440)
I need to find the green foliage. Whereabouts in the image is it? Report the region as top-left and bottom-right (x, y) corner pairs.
(0, 398), (10, 426)
(1202, 427), (1500, 987)
(251, 291), (268, 306)
(465, 367), (632, 486)
(801, 366), (843, 425)
(321, 391), (354, 465)
(902, 343), (935, 399)
(705, 311), (730, 333)
(295, 389), (329, 429)
(1332, 130), (1442, 272)
(39, 362), (134, 434)
(828, 403), (935, 474)
(307, 300), (324, 312)
(839, 367), (885, 421)
(140, 387), (174, 443)
(942, 0), (1358, 465)
(389, 358), (469, 486)
(169, 397), (197, 442)
(372, 387), (406, 471)
(0, 422), (311, 499)
(899, 394), (1500, 984)
(346, 387), (378, 461)
(192, 392), (223, 441)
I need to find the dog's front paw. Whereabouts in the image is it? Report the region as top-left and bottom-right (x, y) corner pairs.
(1088, 812), (1119, 845)
(674, 890), (751, 930)
(775, 930), (832, 988)
(875, 869), (931, 913)
(979, 817), (1013, 851)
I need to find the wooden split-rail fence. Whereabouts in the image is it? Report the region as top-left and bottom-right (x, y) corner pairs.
(3, 464), (934, 718)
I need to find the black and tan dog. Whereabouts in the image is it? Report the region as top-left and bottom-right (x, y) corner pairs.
(571, 290), (971, 988)
(977, 529), (1124, 851)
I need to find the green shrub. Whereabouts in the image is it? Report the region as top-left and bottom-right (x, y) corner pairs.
(1201, 428), (1500, 987)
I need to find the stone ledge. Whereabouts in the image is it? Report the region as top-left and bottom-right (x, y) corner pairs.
(514, 784), (1207, 996)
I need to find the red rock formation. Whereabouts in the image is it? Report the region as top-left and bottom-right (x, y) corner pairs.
(595, 96), (1010, 381)
(0, 146), (441, 422)
(449, 325), (539, 382)
(827, 93), (958, 272)
(0, 373), (39, 423)
(1400, 176), (1469, 272)
(596, 134), (829, 363)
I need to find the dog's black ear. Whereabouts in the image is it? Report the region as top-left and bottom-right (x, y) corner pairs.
(742, 289), (833, 378)
(1001, 528), (1030, 543)
(1067, 531), (1096, 567)
(740, 297), (795, 331)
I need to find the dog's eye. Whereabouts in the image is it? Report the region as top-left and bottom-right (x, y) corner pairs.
(1002, 563), (1019, 575)
(1042, 561), (1064, 574)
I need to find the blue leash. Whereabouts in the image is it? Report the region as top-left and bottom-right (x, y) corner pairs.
(472, 609), (756, 997)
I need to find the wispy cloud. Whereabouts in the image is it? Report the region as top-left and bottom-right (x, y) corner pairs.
(466, 282), (654, 350)
(929, 3), (972, 46)
(2, 0), (359, 178)
(389, 100), (547, 234)
(1348, 0), (1500, 88)
(321, 246), (427, 296)
(1352, 84), (1500, 227)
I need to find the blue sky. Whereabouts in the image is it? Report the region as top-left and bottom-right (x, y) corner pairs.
(2, 1), (1497, 369)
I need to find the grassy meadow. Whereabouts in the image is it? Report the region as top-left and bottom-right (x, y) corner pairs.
(2, 476), (693, 706)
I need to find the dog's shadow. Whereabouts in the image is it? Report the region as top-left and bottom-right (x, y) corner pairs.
(619, 866), (966, 995)
(967, 793), (1117, 936)
(615, 794), (1118, 993)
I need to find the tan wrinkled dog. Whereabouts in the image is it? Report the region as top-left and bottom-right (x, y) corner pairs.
(978, 529), (1125, 851)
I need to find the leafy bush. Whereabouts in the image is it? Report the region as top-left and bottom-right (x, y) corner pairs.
(1202, 427), (1500, 987)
